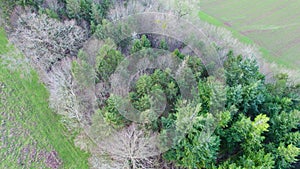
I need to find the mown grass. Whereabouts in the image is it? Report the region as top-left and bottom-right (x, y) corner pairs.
(0, 27), (89, 168)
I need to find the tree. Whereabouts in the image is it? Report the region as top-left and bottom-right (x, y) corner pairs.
(172, 48), (185, 60)
(66, 0), (81, 19)
(10, 13), (87, 73)
(218, 149), (275, 169)
(131, 35), (151, 53)
(224, 51), (265, 87)
(159, 38), (168, 50)
(90, 0), (111, 25)
(224, 51), (266, 115)
(163, 102), (220, 169)
(90, 3), (102, 25)
(95, 123), (161, 169)
(107, 0), (168, 21)
(101, 96), (129, 128)
(277, 143), (300, 168)
(48, 58), (80, 120)
(268, 110), (299, 144)
(71, 50), (96, 87)
(96, 39), (124, 81)
(225, 114), (269, 153)
(140, 34), (151, 48)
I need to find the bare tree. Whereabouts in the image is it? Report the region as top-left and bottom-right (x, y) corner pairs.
(91, 123), (161, 169)
(82, 37), (104, 67)
(47, 58), (82, 121)
(9, 13), (87, 74)
(108, 0), (169, 21)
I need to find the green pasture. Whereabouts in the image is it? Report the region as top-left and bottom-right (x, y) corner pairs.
(200, 0), (300, 70)
(0, 28), (89, 168)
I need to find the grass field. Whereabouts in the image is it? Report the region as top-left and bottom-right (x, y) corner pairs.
(0, 28), (89, 168)
(200, 0), (300, 70)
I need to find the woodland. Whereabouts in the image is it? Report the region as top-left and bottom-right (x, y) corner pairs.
(0, 0), (299, 168)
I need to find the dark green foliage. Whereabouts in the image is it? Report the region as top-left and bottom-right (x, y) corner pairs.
(93, 19), (110, 38)
(65, 0), (92, 20)
(3, 0), (111, 25)
(90, 0), (110, 25)
(219, 149), (275, 169)
(160, 50), (299, 168)
(227, 114), (270, 153)
(101, 96), (129, 128)
(140, 34), (151, 48)
(131, 39), (143, 53)
(215, 51), (300, 168)
(224, 51), (265, 87)
(93, 19), (130, 46)
(276, 143), (300, 169)
(186, 55), (205, 80)
(0, 0), (42, 19)
(175, 62), (197, 99)
(17, 0), (43, 8)
(172, 48), (185, 60)
(159, 38), (169, 50)
(130, 70), (179, 113)
(163, 102), (220, 169)
(26, 25), (300, 167)
(225, 51), (266, 115)
(131, 35), (151, 53)
(96, 41), (124, 81)
(268, 110), (299, 145)
(39, 8), (60, 19)
(197, 80), (211, 113)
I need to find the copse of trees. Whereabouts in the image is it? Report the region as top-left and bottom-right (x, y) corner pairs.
(72, 35), (299, 168)
(3, 1), (299, 168)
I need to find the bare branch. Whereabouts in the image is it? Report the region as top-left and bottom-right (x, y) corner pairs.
(10, 13), (87, 73)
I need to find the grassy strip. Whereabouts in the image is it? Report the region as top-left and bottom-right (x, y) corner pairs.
(198, 11), (296, 69)
(0, 27), (89, 168)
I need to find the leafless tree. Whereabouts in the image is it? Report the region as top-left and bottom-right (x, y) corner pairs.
(9, 13), (87, 74)
(91, 123), (161, 169)
(47, 56), (99, 129)
(108, 0), (168, 21)
(107, 0), (201, 21)
(82, 37), (104, 67)
(47, 58), (82, 121)
(196, 22), (300, 83)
